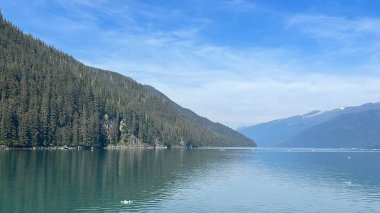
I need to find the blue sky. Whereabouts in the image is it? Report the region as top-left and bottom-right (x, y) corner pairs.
(2, 0), (380, 128)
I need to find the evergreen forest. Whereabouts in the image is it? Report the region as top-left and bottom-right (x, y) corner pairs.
(0, 13), (255, 148)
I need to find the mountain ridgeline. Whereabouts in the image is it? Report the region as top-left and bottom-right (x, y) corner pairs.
(237, 109), (349, 147)
(0, 14), (255, 148)
(281, 109), (380, 148)
(238, 103), (380, 148)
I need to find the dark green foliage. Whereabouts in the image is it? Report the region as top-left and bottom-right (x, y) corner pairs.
(0, 13), (255, 147)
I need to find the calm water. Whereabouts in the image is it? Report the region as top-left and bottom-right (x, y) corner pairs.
(1, 148), (380, 212)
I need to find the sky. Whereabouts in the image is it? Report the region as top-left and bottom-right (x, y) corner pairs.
(2, 0), (380, 128)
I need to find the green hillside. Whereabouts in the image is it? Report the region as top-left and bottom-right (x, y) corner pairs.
(0, 13), (255, 148)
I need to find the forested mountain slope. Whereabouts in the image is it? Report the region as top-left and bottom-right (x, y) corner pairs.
(0, 14), (255, 147)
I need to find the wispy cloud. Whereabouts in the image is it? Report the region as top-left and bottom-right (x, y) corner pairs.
(287, 15), (380, 39)
(41, 4), (380, 127)
(88, 34), (380, 127)
(153, 70), (380, 127)
(287, 15), (380, 58)
(224, 0), (257, 11)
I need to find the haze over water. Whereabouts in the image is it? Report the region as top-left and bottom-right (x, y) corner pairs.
(1, 148), (380, 212)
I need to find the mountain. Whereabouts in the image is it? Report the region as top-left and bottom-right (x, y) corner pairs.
(237, 110), (342, 147)
(238, 102), (380, 147)
(282, 109), (380, 148)
(0, 13), (255, 148)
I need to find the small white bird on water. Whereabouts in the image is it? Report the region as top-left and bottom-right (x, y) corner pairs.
(121, 200), (133, 205)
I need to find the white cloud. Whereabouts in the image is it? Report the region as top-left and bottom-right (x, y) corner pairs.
(79, 12), (380, 128)
(286, 14), (380, 57)
(224, 0), (257, 11)
(287, 15), (380, 38)
(152, 72), (380, 128)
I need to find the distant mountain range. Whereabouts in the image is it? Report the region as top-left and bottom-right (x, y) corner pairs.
(238, 102), (380, 148)
(0, 13), (255, 148)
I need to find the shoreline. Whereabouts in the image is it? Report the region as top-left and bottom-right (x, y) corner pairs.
(0, 144), (257, 151)
(0, 144), (194, 150)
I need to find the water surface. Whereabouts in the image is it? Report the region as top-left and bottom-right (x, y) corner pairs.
(1, 148), (380, 212)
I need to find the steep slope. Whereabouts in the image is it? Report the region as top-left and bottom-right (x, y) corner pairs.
(237, 110), (342, 147)
(0, 14), (255, 147)
(238, 102), (380, 147)
(282, 110), (380, 148)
